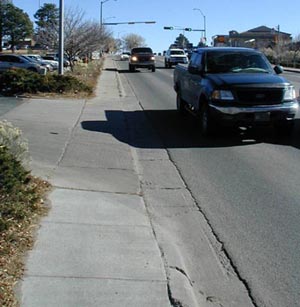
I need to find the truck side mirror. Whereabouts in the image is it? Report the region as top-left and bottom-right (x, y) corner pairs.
(274, 65), (283, 74)
(188, 65), (203, 75)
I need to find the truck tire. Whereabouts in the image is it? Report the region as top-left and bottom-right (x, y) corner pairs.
(129, 64), (135, 72)
(176, 90), (187, 115)
(152, 66), (156, 72)
(199, 102), (215, 136)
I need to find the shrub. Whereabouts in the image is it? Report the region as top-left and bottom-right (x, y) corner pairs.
(0, 123), (50, 305)
(0, 144), (43, 232)
(0, 120), (29, 166)
(0, 69), (44, 95)
(0, 68), (93, 96)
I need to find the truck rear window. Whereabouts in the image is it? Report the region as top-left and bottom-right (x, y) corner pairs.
(170, 50), (185, 55)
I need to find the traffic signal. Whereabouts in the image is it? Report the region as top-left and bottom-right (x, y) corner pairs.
(164, 26), (174, 30)
(185, 28), (192, 31)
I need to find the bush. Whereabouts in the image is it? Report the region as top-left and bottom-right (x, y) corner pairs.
(0, 146), (30, 230)
(0, 122), (50, 305)
(0, 121), (31, 231)
(0, 120), (29, 167)
(0, 68), (93, 96)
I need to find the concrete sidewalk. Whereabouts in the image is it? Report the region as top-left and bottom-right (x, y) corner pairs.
(1, 57), (171, 306)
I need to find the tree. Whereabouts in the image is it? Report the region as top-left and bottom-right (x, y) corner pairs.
(122, 33), (146, 51)
(63, 7), (112, 70)
(33, 5), (113, 70)
(0, 3), (33, 52)
(174, 33), (190, 49)
(0, 2), (5, 50)
(34, 3), (59, 50)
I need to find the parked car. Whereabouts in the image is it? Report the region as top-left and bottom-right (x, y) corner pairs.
(22, 54), (53, 72)
(0, 54), (47, 75)
(26, 54), (58, 71)
(120, 52), (130, 61)
(129, 47), (156, 72)
(165, 48), (189, 68)
(174, 47), (298, 136)
(42, 55), (69, 67)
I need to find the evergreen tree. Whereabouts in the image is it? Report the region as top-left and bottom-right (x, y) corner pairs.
(34, 3), (59, 49)
(0, 3), (33, 52)
(174, 33), (190, 49)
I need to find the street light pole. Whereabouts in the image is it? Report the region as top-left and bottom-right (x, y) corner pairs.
(193, 8), (206, 43)
(103, 16), (115, 23)
(100, 0), (116, 27)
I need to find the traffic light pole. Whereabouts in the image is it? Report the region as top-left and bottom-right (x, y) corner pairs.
(103, 21), (156, 25)
(163, 26), (204, 33)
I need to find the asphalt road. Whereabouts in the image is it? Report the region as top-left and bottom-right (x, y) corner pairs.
(116, 56), (300, 307)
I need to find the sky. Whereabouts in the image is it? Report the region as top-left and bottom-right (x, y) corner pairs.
(13, 0), (300, 53)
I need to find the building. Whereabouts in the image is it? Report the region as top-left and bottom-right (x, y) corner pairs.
(213, 26), (292, 49)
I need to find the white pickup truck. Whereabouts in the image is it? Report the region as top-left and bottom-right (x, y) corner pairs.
(164, 48), (189, 68)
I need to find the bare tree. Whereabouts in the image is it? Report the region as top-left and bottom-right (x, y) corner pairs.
(63, 7), (112, 70)
(289, 34), (300, 67)
(123, 33), (146, 51)
(35, 5), (113, 70)
(294, 34), (300, 43)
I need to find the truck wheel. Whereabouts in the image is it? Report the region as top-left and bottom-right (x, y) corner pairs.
(152, 66), (156, 72)
(129, 64), (135, 72)
(164, 61), (168, 68)
(176, 91), (187, 115)
(199, 102), (215, 136)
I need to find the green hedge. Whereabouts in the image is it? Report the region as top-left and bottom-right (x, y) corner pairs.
(0, 146), (31, 232)
(0, 69), (92, 96)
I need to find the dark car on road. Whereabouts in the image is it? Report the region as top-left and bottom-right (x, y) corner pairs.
(174, 47), (298, 135)
(129, 47), (156, 72)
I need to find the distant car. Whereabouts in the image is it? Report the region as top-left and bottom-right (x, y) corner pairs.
(164, 48), (189, 68)
(120, 52), (130, 61)
(0, 54), (47, 75)
(129, 47), (156, 72)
